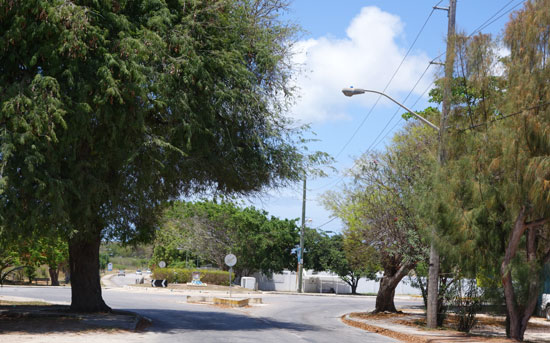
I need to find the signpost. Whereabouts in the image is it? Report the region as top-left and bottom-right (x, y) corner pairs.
(158, 261), (166, 268)
(225, 254), (237, 298)
(107, 263), (113, 272)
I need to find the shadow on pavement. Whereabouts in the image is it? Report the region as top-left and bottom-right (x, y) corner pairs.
(126, 308), (318, 333)
(0, 306), (318, 335)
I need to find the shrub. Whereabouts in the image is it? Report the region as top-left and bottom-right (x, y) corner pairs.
(152, 268), (233, 286)
(453, 279), (483, 333)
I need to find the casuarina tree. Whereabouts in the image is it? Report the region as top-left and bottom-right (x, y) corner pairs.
(0, 0), (304, 312)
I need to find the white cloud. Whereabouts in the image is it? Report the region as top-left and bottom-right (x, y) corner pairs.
(288, 6), (431, 124)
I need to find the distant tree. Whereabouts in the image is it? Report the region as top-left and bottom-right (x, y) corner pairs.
(0, 229), (20, 285)
(0, 0), (304, 312)
(303, 228), (378, 294)
(154, 200), (299, 278)
(38, 235), (68, 286)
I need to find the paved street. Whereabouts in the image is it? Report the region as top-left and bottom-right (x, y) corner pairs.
(0, 284), (422, 342)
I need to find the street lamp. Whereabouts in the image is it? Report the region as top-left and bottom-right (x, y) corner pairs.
(341, 87), (439, 131)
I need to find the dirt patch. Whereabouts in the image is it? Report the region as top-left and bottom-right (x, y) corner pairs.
(0, 316), (123, 334)
(342, 314), (427, 343)
(0, 303), (140, 334)
(344, 311), (549, 342)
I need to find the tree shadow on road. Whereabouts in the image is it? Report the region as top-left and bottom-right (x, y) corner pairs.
(126, 308), (319, 333)
(0, 306), (319, 335)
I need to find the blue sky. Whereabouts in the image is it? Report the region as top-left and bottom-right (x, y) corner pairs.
(248, 0), (524, 233)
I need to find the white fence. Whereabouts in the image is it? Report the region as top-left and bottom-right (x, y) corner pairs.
(254, 270), (422, 295)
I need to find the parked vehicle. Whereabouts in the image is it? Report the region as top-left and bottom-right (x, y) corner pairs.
(542, 294), (550, 320)
(136, 269), (142, 275)
(117, 270), (125, 277)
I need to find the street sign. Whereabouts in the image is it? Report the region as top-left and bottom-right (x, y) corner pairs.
(158, 261), (166, 268)
(107, 263), (113, 272)
(224, 254), (237, 267)
(151, 279), (167, 287)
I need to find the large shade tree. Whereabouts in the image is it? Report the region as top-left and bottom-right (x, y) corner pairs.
(0, 0), (304, 312)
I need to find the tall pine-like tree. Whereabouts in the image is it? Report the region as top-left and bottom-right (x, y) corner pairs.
(434, 1), (550, 339)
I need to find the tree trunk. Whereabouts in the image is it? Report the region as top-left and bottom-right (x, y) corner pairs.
(375, 277), (397, 312)
(350, 276), (359, 295)
(48, 267), (59, 286)
(501, 209), (549, 341)
(68, 229), (111, 312)
(374, 264), (412, 313)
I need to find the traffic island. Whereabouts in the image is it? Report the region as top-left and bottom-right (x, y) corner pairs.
(213, 297), (249, 308)
(186, 295), (262, 307)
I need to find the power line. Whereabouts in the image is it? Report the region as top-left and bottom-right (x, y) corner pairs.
(365, 63), (432, 152)
(456, 101), (550, 133)
(371, 80), (436, 151)
(315, 216), (338, 229)
(332, 0), (442, 161)
(312, 1), (443, 192)
(312, 53), (436, 192)
(468, 0), (525, 37)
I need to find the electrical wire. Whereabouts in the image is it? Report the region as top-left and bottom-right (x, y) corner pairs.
(311, 1), (443, 192)
(456, 101), (550, 133)
(364, 63), (432, 152)
(332, 0), (443, 161)
(468, 0), (526, 37)
(371, 80), (436, 151)
(315, 216), (338, 229)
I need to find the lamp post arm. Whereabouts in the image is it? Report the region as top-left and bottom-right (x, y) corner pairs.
(342, 88), (440, 132)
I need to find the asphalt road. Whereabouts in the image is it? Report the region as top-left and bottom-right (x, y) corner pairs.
(0, 281), (422, 343)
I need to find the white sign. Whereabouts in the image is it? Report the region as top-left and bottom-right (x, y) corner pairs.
(107, 263), (113, 271)
(224, 254), (237, 267)
(158, 261), (166, 268)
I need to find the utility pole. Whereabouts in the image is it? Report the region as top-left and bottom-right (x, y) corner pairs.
(298, 176), (306, 293)
(427, 0), (456, 329)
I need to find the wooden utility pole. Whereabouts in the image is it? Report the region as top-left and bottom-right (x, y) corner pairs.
(427, 0), (456, 329)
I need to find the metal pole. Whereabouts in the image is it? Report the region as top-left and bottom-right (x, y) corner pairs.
(427, 0), (456, 329)
(229, 267), (232, 298)
(298, 176), (306, 293)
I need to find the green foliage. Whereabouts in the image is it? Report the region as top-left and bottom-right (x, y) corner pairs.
(421, 2), (550, 337)
(152, 268), (233, 286)
(153, 200), (299, 277)
(323, 120), (437, 278)
(303, 228), (378, 293)
(99, 253), (110, 271)
(0, 0), (305, 310)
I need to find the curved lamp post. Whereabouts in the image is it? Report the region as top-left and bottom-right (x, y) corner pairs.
(341, 87), (439, 131)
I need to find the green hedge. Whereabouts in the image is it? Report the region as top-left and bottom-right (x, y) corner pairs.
(152, 268), (233, 286)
